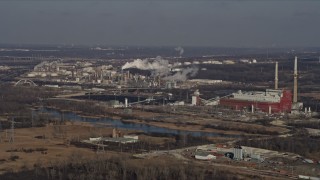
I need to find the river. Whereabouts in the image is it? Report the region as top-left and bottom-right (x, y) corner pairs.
(36, 108), (239, 138)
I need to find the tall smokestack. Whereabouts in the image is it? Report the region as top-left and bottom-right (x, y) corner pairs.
(125, 98), (128, 108)
(275, 61), (278, 90)
(293, 56), (298, 103)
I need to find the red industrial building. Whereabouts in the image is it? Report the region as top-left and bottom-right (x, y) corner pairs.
(219, 57), (301, 114)
(220, 89), (292, 113)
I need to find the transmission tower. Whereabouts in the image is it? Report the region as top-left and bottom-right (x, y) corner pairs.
(0, 121), (3, 142)
(96, 139), (105, 153)
(9, 118), (15, 143)
(31, 108), (34, 127)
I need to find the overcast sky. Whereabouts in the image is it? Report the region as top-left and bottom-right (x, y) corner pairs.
(0, 0), (319, 47)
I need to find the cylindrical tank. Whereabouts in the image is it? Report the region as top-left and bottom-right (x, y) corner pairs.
(27, 73), (36, 77)
(50, 73), (58, 77)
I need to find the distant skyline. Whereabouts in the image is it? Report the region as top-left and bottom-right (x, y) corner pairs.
(1, 1), (320, 48)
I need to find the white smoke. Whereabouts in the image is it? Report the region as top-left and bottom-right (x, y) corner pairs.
(175, 46), (184, 56)
(164, 66), (198, 81)
(122, 56), (170, 76)
(122, 56), (198, 81)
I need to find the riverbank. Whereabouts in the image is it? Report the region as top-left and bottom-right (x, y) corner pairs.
(37, 105), (289, 138)
(42, 98), (290, 137)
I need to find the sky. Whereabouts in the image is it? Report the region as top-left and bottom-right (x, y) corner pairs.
(0, 0), (320, 47)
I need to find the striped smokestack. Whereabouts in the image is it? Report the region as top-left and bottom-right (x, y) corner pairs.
(293, 56), (298, 103)
(275, 61), (278, 90)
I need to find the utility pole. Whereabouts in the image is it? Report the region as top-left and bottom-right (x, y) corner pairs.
(97, 139), (105, 153)
(0, 122), (2, 142)
(31, 108), (34, 127)
(9, 117), (15, 143)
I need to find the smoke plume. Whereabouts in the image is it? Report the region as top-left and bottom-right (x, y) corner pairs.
(164, 66), (198, 81)
(122, 56), (170, 76)
(122, 56), (198, 81)
(175, 46), (184, 56)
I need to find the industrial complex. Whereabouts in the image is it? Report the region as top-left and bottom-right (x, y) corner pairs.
(18, 56), (310, 116)
(1, 46), (320, 179)
(2, 0), (320, 178)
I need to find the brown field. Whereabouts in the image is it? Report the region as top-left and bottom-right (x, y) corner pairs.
(0, 122), (173, 174)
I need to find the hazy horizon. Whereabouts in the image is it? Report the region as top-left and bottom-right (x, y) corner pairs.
(1, 1), (320, 48)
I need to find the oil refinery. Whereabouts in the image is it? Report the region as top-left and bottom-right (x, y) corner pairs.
(19, 56), (311, 116)
(1, 46), (320, 179)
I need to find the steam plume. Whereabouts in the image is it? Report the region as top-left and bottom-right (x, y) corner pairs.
(175, 46), (184, 56)
(122, 56), (198, 81)
(122, 56), (170, 76)
(164, 66), (198, 81)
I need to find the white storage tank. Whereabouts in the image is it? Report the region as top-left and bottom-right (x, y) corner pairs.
(27, 73), (36, 77)
(50, 73), (58, 77)
(192, 96), (198, 106)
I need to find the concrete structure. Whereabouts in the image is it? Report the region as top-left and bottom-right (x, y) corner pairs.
(291, 56), (304, 113)
(293, 56), (298, 103)
(192, 96), (198, 106)
(275, 62), (278, 90)
(192, 90), (201, 106)
(165, 81), (176, 89)
(125, 98), (128, 108)
(89, 137), (102, 142)
(112, 128), (120, 138)
(85, 137), (138, 144)
(223, 60), (235, 64)
(188, 79), (223, 85)
(173, 101), (185, 106)
(233, 146), (243, 160)
(195, 151), (216, 160)
(123, 135), (138, 140)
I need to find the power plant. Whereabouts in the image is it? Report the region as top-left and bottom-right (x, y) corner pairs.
(20, 55), (311, 115)
(220, 89), (292, 114)
(2, 44), (320, 180)
(220, 56), (302, 114)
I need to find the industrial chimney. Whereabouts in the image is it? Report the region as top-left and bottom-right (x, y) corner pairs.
(275, 61), (278, 90)
(125, 98), (128, 108)
(293, 56), (298, 103)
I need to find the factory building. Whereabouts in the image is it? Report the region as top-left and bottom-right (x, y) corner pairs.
(220, 57), (300, 114)
(220, 89), (292, 113)
(233, 146), (243, 160)
(192, 89), (201, 106)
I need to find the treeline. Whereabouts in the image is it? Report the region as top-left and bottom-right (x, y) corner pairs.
(0, 85), (59, 129)
(0, 85), (58, 114)
(194, 61), (320, 85)
(238, 135), (320, 158)
(44, 99), (111, 117)
(0, 156), (256, 180)
(203, 123), (279, 135)
(0, 115), (49, 129)
(288, 121), (320, 129)
(194, 63), (284, 83)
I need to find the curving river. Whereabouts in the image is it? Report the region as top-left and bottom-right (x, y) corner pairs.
(36, 108), (239, 138)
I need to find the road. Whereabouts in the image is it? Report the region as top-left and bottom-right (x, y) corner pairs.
(133, 144), (298, 179)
